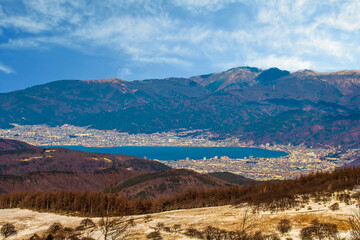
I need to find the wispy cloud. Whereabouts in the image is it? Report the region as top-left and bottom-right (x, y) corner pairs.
(172, 0), (241, 13)
(0, 62), (15, 74)
(1, 0), (360, 73)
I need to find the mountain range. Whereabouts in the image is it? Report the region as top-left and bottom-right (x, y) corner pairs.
(1, 67), (360, 147)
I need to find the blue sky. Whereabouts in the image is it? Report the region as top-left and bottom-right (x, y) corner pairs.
(1, 0), (360, 92)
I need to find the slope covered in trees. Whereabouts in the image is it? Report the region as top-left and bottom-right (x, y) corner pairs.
(1, 166), (360, 217)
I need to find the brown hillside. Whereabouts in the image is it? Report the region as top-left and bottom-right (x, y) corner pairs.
(0, 167), (138, 192)
(0, 142), (169, 175)
(113, 169), (234, 199)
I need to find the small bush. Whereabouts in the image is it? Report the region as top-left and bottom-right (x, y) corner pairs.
(156, 222), (165, 229)
(144, 215), (152, 223)
(48, 222), (63, 234)
(204, 226), (226, 239)
(129, 218), (136, 226)
(185, 228), (203, 239)
(29, 233), (41, 240)
(173, 224), (181, 231)
(80, 218), (96, 228)
(300, 220), (338, 240)
(277, 218), (292, 234)
(1, 223), (17, 238)
(329, 202), (339, 211)
(46, 234), (54, 240)
(146, 231), (162, 239)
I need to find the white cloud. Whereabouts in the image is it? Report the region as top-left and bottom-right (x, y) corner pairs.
(316, 1), (360, 31)
(0, 16), (50, 33)
(1, 0), (360, 73)
(172, 0), (241, 13)
(247, 55), (312, 72)
(0, 62), (15, 74)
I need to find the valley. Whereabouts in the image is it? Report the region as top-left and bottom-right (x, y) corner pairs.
(1, 124), (360, 180)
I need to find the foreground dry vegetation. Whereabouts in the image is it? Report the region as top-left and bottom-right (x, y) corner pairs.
(0, 197), (359, 240)
(3, 167), (360, 239)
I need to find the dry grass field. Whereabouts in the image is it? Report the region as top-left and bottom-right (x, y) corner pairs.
(0, 197), (357, 239)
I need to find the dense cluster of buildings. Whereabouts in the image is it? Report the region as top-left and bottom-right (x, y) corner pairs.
(161, 148), (358, 181)
(0, 124), (240, 147)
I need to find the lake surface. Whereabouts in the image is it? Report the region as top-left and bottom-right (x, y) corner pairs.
(48, 146), (288, 161)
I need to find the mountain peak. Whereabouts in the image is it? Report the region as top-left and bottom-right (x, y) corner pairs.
(86, 78), (125, 84)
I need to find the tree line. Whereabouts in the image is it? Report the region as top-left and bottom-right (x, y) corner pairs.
(1, 166), (360, 216)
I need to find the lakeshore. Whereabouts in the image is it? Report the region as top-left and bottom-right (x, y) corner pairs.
(1, 124), (360, 180)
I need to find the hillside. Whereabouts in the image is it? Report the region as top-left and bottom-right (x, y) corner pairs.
(0, 67), (359, 147)
(0, 139), (169, 175)
(0, 168), (137, 192)
(208, 172), (261, 185)
(0, 139), (247, 194)
(113, 169), (233, 199)
(0, 138), (43, 155)
(0, 138), (171, 192)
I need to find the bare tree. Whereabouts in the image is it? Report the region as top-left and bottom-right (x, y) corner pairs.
(238, 208), (260, 236)
(98, 215), (130, 240)
(97, 196), (131, 240)
(97, 175), (132, 240)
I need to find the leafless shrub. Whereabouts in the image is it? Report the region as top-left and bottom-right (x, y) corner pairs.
(277, 218), (292, 234)
(1, 223), (17, 238)
(329, 202), (339, 211)
(128, 218), (136, 226)
(146, 231), (162, 239)
(185, 228), (203, 239)
(47, 222), (63, 234)
(29, 233), (41, 240)
(80, 218), (96, 229)
(98, 216), (130, 240)
(173, 224), (181, 231)
(238, 208), (260, 236)
(204, 226), (226, 239)
(156, 222), (165, 230)
(300, 219), (338, 240)
(144, 215), (152, 223)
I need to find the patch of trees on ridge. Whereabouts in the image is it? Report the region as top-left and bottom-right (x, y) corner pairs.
(1, 166), (360, 216)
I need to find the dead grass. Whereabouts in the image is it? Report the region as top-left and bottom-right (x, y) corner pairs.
(0, 202), (356, 240)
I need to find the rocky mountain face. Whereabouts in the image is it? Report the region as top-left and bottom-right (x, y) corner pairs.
(1, 67), (360, 147)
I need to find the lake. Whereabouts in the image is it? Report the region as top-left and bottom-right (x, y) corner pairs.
(47, 146), (288, 161)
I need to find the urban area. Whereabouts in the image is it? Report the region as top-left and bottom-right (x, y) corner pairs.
(1, 124), (359, 180)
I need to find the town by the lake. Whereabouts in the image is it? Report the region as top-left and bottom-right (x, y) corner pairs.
(1, 124), (359, 181)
